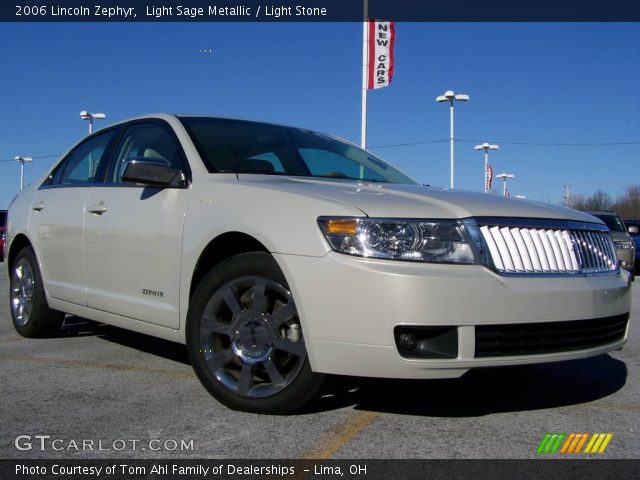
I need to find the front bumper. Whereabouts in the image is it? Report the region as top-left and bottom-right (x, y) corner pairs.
(274, 252), (631, 379)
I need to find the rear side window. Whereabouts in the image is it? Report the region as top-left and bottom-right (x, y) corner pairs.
(47, 130), (115, 186)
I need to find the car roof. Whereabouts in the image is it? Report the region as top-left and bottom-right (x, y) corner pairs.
(101, 113), (312, 133)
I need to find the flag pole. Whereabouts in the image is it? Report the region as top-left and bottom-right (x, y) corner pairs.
(360, 0), (368, 149)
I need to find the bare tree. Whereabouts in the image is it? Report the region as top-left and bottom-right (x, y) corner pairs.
(615, 184), (640, 219)
(571, 184), (640, 220)
(572, 190), (613, 212)
(570, 194), (588, 211)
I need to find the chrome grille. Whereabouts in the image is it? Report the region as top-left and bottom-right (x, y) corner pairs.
(478, 224), (617, 274)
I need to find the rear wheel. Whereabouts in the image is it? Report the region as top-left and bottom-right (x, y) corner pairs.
(10, 246), (64, 337)
(187, 252), (324, 414)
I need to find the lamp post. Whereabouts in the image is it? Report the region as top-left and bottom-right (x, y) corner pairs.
(563, 184), (572, 208)
(496, 173), (515, 197)
(80, 111), (106, 134)
(474, 142), (499, 193)
(15, 156), (33, 190)
(436, 90), (469, 189)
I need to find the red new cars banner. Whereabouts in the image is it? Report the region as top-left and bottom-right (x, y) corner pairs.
(367, 19), (395, 89)
(486, 164), (494, 192)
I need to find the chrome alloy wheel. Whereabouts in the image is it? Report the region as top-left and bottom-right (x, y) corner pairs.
(11, 258), (35, 327)
(199, 275), (306, 398)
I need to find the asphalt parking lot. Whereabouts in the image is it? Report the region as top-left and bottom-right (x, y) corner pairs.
(1, 262), (638, 459)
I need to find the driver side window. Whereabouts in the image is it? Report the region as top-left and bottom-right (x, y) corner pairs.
(109, 123), (183, 183)
(47, 130), (114, 186)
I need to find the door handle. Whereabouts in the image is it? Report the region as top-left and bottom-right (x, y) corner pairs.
(87, 203), (108, 215)
(32, 202), (45, 212)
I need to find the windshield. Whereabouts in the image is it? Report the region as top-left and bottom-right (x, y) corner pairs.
(593, 214), (626, 232)
(180, 117), (417, 185)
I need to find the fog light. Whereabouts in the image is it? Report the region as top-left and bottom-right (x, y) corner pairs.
(398, 332), (418, 351)
(621, 261), (629, 267)
(394, 326), (458, 359)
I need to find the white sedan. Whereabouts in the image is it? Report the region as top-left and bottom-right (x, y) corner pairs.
(6, 114), (631, 413)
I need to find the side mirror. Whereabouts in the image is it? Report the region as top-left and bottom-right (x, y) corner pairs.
(628, 226), (638, 235)
(121, 158), (185, 188)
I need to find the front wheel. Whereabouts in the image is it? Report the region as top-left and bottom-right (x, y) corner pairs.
(186, 252), (324, 414)
(10, 246), (65, 337)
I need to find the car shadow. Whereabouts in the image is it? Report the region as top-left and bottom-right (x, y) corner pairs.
(302, 354), (627, 416)
(60, 316), (627, 417)
(61, 316), (190, 365)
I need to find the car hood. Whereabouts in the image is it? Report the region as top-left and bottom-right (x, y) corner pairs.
(608, 231), (632, 241)
(237, 175), (603, 223)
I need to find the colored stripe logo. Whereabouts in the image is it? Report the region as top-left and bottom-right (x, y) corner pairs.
(537, 433), (613, 454)
(537, 433), (566, 454)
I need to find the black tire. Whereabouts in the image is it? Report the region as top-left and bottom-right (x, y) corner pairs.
(186, 252), (325, 414)
(9, 246), (65, 338)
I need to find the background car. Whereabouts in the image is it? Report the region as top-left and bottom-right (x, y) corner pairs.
(0, 209), (6, 260)
(587, 211), (635, 279)
(623, 218), (640, 273)
(0, 226), (5, 261)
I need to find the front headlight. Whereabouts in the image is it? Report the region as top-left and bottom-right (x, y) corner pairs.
(318, 217), (476, 264)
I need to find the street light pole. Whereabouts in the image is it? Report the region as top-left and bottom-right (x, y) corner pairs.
(563, 184), (572, 207)
(474, 142), (499, 193)
(436, 90), (469, 189)
(80, 110), (106, 134)
(14, 156), (33, 190)
(80, 111), (106, 177)
(449, 101), (454, 187)
(361, 0), (368, 149)
(496, 173), (515, 197)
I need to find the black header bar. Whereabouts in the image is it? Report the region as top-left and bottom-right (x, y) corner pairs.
(3, 0), (640, 22)
(3, 459), (640, 480)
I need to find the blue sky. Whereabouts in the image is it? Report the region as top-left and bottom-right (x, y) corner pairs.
(0, 22), (638, 208)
